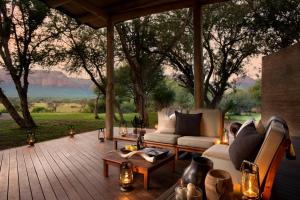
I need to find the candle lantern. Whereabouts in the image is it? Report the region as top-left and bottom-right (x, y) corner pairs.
(221, 129), (229, 145)
(119, 161), (134, 192)
(98, 128), (105, 142)
(69, 125), (75, 137)
(26, 129), (36, 146)
(240, 160), (260, 199)
(119, 121), (128, 137)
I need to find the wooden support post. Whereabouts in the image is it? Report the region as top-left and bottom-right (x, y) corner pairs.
(105, 20), (114, 140)
(193, 4), (204, 109)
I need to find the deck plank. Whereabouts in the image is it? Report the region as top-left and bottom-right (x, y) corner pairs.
(33, 146), (69, 200)
(36, 144), (81, 200)
(16, 147), (32, 200)
(39, 142), (94, 200)
(23, 147), (45, 200)
(0, 150), (10, 200)
(8, 149), (19, 200)
(29, 148), (57, 200)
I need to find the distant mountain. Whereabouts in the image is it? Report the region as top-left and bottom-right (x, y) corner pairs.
(235, 76), (257, 89)
(0, 69), (95, 99)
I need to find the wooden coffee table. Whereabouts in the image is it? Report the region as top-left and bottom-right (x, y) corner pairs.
(113, 134), (138, 150)
(102, 151), (175, 190)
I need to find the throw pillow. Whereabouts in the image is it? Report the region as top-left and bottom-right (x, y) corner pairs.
(229, 120), (265, 169)
(157, 111), (176, 134)
(175, 111), (202, 136)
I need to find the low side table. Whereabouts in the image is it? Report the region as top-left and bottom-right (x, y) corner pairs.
(102, 151), (175, 190)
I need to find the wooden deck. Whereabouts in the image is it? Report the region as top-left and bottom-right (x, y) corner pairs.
(0, 131), (183, 200)
(0, 131), (299, 200)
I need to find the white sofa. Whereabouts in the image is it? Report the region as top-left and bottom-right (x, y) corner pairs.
(202, 120), (290, 199)
(144, 108), (224, 159)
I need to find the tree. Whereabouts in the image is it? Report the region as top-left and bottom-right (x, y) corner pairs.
(166, 1), (259, 108)
(0, 0), (63, 128)
(116, 10), (191, 125)
(152, 81), (175, 110)
(248, 0), (300, 54)
(93, 87), (101, 119)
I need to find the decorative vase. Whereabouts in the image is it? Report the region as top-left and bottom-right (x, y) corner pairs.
(205, 169), (233, 200)
(181, 156), (213, 189)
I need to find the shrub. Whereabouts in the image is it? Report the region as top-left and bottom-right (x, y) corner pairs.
(31, 106), (50, 113)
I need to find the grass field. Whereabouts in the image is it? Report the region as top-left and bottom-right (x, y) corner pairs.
(0, 112), (260, 150)
(0, 112), (157, 150)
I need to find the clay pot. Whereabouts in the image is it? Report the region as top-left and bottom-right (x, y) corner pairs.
(205, 169), (233, 200)
(181, 157), (213, 189)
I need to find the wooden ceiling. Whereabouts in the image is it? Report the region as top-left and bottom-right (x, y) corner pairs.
(40, 0), (226, 29)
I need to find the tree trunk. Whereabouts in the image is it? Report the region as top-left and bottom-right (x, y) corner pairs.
(135, 89), (149, 127)
(115, 101), (125, 122)
(0, 88), (27, 128)
(19, 92), (36, 128)
(94, 94), (100, 119)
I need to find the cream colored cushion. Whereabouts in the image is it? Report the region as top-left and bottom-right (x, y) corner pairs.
(144, 132), (180, 144)
(203, 155), (241, 185)
(177, 136), (218, 149)
(255, 121), (285, 186)
(157, 109), (176, 134)
(203, 144), (230, 160)
(189, 108), (223, 137)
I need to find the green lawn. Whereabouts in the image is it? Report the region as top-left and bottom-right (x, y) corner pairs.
(225, 113), (261, 122)
(0, 112), (259, 150)
(0, 112), (157, 150)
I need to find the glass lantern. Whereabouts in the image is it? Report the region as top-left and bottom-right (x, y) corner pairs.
(119, 121), (128, 137)
(119, 161), (134, 191)
(26, 129), (36, 146)
(240, 160), (260, 199)
(69, 125), (75, 137)
(98, 128), (105, 142)
(221, 129), (229, 145)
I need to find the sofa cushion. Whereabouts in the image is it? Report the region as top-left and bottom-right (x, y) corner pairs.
(202, 144), (230, 160)
(175, 111), (202, 136)
(189, 109), (223, 138)
(144, 132), (180, 144)
(203, 155), (241, 185)
(229, 121), (265, 169)
(177, 136), (217, 149)
(157, 109), (176, 134)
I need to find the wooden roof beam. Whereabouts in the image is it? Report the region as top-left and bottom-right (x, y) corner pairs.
(111, 0), (228, 24)
(46, 0), (71, 8)
(72, 0), (108, 23)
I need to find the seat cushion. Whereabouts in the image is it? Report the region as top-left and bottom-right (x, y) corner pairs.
(203, 144), (230, 160)
(144, 132), (181, 144)
(175, 111), (202, 136)
(203, 155), (241, 185)
(177, 136), (218, 149)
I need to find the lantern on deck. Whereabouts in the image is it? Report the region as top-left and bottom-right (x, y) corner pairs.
(119, 121), (128, 137)
(221, 129), (229, 145)
(26, 129), (36, 146)
(69, 125), (75, 137)
(119, 161), (134, 191)
(240, 160), (260, 199)
(98, 128), (105, 142)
